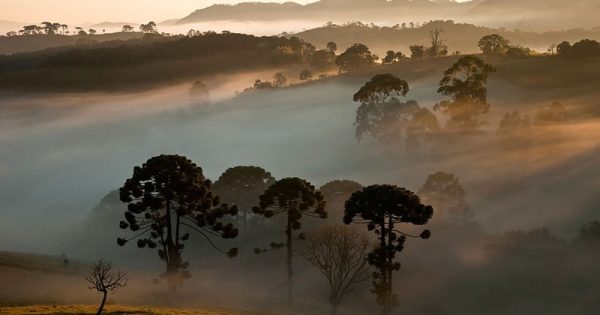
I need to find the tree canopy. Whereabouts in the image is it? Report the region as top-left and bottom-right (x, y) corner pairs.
(344, 185), (432, 315)
(335, 43), (376, 72)
(434, 56), (496, 132)
(253, 177), (327, 305)
(118, 155), (238, 290)
(478, 34), (510, 55)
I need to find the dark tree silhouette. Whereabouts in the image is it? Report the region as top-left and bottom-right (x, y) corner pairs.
(326, 41), (338, 53)
(418, 172), (471, 222)
(252, 177), (327, 305)
(478, 34), (510, 55)
(139, 21), (157, 34)
(382, 50), (404, 64)
(505, 46), (532, 58)
(352, 73), (437, 149)
(212, 166), (276, 228)
(118, 155), (238, 291)
(122, 25), (134, 32)
(556, 41), (572, 55)
(335, 43), (376, 73)
(299, 225), (371, 315)
(310, 49), (336, 71)
(299, 69), (313, 81)
(344, 185), (432, 315)
(86, 259), (127, 315)
(434, 56), (496, 132)
(427, 27), (448, 57)
(409, 45), (425, 58)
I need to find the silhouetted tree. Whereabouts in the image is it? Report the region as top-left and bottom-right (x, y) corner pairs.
(352, 73), (437, 149)
(212, 166), (276, 228)
(88, 29), (97, 35)
(299, 225), (371, 315)
(253, 79), (274, 90)
(434, 56), (496, 132)
(409, 45), (425, 58)
(336, 44), (376, 73)
(382, 50), (404, 64)
(478, 34), (510, 55)
(122, 25), (134, 32)
(273, 72), (288, 87)
(418, 172), (470, 222)
(86, 259), (127, 315)
(253, 177), (327, 305)
(118, 155), (238, 291)
(310, 49), (336, 71)
(427, 27), (448, 57)
(327, 41), (338, 53)
(6, 31), (17, 37)
(556, 41), (571, 55)
(189, 80), (210, 105)
(505, 46), (531, 58)
(570, 39), (600, 57)
(557, 39), (600, 58)
(299, 69), (313, 81)
(139, 21), (158, 34)
(344, 185), (432, 315)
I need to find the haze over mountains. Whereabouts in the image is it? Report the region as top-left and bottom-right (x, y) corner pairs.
(175, 0), (599, 31)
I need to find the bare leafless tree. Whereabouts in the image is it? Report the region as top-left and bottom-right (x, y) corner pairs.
(299, 225), (371, 315)
(86, 259), (128, 315)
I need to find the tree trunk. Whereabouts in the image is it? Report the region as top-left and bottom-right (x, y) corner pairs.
(286, 217), (294, 306)
(96, 290), (107, 315)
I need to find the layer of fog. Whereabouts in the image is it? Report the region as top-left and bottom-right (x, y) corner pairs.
(1, 64), (599, 313)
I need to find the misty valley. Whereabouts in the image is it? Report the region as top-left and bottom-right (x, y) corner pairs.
(0, 1), (599, 315)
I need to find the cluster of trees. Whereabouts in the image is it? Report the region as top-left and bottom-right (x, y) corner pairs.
(116, 155), (435, 314)
(478, 34), (532, 57)
(556, 39), (600, 58)
(6, 22), (103, 37)
(351, 55), (497, 151)
(0, 33), (316, 91)
(5, 22), (157, 38)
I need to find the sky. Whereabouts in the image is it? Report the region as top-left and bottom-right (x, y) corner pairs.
(0, 0), (317, 25)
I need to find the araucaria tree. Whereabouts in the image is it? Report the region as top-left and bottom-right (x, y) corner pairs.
(434, 56), (496, 132)
(344, 185), (433, 315)
(299, 225), (371, 315)
(118, 155), (238, 291)
(252, 177), (327, 305)
(86, 259), (128, 315)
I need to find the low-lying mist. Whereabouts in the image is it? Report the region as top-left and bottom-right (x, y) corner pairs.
(0, 65), (598, 314)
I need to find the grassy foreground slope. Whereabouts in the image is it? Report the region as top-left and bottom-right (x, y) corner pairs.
(0, 305), (268, 315)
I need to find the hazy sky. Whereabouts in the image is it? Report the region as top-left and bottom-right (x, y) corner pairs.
(0, 0), (317, 24)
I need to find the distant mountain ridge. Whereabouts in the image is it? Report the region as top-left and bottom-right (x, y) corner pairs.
(175, 0), (599, 31)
